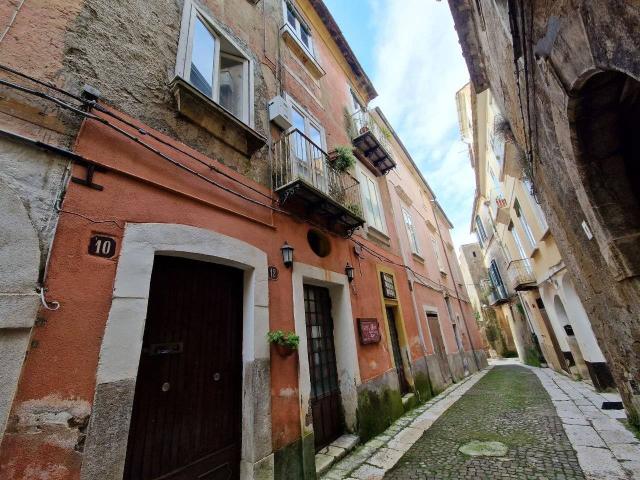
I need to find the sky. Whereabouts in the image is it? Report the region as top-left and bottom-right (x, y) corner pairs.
(324, 0), (476, 249)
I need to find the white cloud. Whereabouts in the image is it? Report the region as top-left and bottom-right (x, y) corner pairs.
(368, 0), (475, 248)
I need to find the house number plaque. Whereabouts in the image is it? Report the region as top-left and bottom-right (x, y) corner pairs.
(88, 235), (117, 258)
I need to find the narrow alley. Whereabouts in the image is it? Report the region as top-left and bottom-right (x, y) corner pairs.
(322, 362), (638, 480)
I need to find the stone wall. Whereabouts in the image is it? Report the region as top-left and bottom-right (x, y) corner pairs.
(448, 0), (640, 423)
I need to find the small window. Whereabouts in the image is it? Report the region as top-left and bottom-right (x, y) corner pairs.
(472, 251), (477, 258)
(283, 1), (314, 56)
(307, 229), (331, 257)
(178, 4), (250, 123)
(514, 198), (536, 247)
(358, 166), (386, 233)
(431, 235), (446, 273)
(402, 208), (420, 255)
(475, 215), (488, 246)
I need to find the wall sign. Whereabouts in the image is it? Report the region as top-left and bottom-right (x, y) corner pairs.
(88, 235), (117, 258)
(268, 266), (279, 280)
(380, 272), (397, 299)
(358, 318), (381, 345)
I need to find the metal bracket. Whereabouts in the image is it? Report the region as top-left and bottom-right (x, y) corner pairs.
(71, 161), (106, 191)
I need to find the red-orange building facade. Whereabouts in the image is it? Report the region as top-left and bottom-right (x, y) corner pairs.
(0, 1), (486, 478)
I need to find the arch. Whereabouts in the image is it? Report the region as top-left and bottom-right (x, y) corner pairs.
(81, 223), (272, 480)
(569, 70), (640, 279)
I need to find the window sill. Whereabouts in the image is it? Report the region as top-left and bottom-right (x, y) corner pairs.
(169, 76), (266, 156)
(366, 226), (391, 246)
(412, 252), (425, 263)
(280, 24), (325, 79)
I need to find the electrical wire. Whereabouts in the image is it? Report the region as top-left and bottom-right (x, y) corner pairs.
(0, 67), (472, 304)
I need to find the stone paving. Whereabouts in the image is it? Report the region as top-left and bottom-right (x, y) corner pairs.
(322, 360), (640, 480)
(321, 368), (490, 480)
(385, 364), (586, 480)
(529, 366), (640, 479)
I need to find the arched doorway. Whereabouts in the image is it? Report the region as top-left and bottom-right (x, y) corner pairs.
(553, 295), (589, 381)
(572, 71), (640, 278)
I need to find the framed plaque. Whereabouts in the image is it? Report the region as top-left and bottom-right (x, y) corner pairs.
(358, 318), (381, 345)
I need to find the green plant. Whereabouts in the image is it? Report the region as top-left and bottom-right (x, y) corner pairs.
(343, 107), (357, 139)
(267, 330), (300, 349)
(381, 126), (392, 140)
(346, 202), (363, 218)
(332, 145), (357, 172)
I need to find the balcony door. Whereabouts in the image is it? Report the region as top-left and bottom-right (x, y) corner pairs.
(288, 99), (327, 192)
(489, 259), (507, 298)
(508, 222), (532, 273)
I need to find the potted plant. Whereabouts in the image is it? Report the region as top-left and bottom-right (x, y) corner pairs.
(267, 330), (300, 357)
(330, 145), (357, 173)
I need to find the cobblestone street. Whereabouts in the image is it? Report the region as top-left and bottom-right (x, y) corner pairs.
(386, 365), (584, 479)
(322, 363), (640, 480)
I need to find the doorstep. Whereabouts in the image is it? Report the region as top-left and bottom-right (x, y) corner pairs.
(315, 434), (360, 476)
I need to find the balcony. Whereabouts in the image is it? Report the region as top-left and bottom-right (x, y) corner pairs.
(273, 129), (365, 236)
(507, 259), (537, 291)
(481, 279), (509, 306)
(350, 110), (396, 175)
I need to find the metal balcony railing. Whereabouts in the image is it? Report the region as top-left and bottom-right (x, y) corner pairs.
(481, 279), (509, 306)
(506, 258), (536, 291)
(350, 110), (396, 174)
(273, 129), (364, 218)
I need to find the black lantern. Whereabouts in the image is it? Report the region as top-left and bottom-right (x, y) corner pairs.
(345, 262), (355, 282)
(281, 242), (294, 268)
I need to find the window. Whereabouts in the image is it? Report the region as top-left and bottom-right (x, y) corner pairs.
(431, 235), (446, 273)
(514, 198), (536, 247)
(508, 222), (533, 273)
(357, 166), (386, 233)
(402, 208), (420, 255)
(178, 5), (250, 123)
(490, 132), (505, 166)
(488, 259), (505, 290)
(522, 177), (548, 232)
(283, 1), (314, 55)
(475, 215), (488, 247)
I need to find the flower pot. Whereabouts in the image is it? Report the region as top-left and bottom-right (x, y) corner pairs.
(274, 343), (296, 357)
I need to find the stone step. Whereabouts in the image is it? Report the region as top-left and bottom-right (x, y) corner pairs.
(315, 434), (360, 476)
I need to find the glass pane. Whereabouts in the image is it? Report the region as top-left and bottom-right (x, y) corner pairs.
(219, 54), (244, 119)
(300, 25), (311, 49)
(286, 4), (296, 27)
(291, 108), (307, 174)
(190, 17), (215, 98)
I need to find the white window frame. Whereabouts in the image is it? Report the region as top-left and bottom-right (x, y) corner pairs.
(514, 198), (536, 248)
(509, 221), (533, 273)
(431, 234), (446, 274)
(402, 207), (421, 255)
(175, 1), (253, 125)
(285, 94), (326, 149)
(357, 164), (387, 234)
(282, 0), (315, 57)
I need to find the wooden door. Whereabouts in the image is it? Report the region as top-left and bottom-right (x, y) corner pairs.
(304, 285), (343, 451)
(536, 298), (570, 373)
(386, 307), (410, 395)
(124, 256), (244, 480)
(426, 312), (453, 382)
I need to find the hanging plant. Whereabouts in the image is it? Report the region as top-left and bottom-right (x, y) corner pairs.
(267, 330), (300, 357)
(331, 145), (357, 172)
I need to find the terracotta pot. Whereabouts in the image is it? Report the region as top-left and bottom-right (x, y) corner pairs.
(274, 343), (296, 357)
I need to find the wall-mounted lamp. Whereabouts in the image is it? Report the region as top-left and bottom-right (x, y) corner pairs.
(281, 242), (294, 268)
(345, 262), (355, 282)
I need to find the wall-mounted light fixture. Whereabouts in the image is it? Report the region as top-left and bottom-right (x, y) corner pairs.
(281, 242), (294, 268)
(345, 262), (355, 282)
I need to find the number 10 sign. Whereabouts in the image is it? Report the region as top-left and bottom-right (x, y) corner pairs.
(89, 235), (117, 258)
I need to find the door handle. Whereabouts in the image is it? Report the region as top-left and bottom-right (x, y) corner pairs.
(213, 373), (221, 382)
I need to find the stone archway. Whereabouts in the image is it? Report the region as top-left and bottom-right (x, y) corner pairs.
(570, 71), (640, 280)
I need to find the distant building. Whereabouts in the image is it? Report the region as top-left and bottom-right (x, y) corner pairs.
(448, 0), (637, 418)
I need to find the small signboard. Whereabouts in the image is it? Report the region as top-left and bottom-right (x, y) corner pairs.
(358, 318), (381, 345)
(380, 272), (397, 299)
(88, 235), (117, 258)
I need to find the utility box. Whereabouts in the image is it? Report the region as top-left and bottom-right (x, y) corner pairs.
(268, 96), (292, 130)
